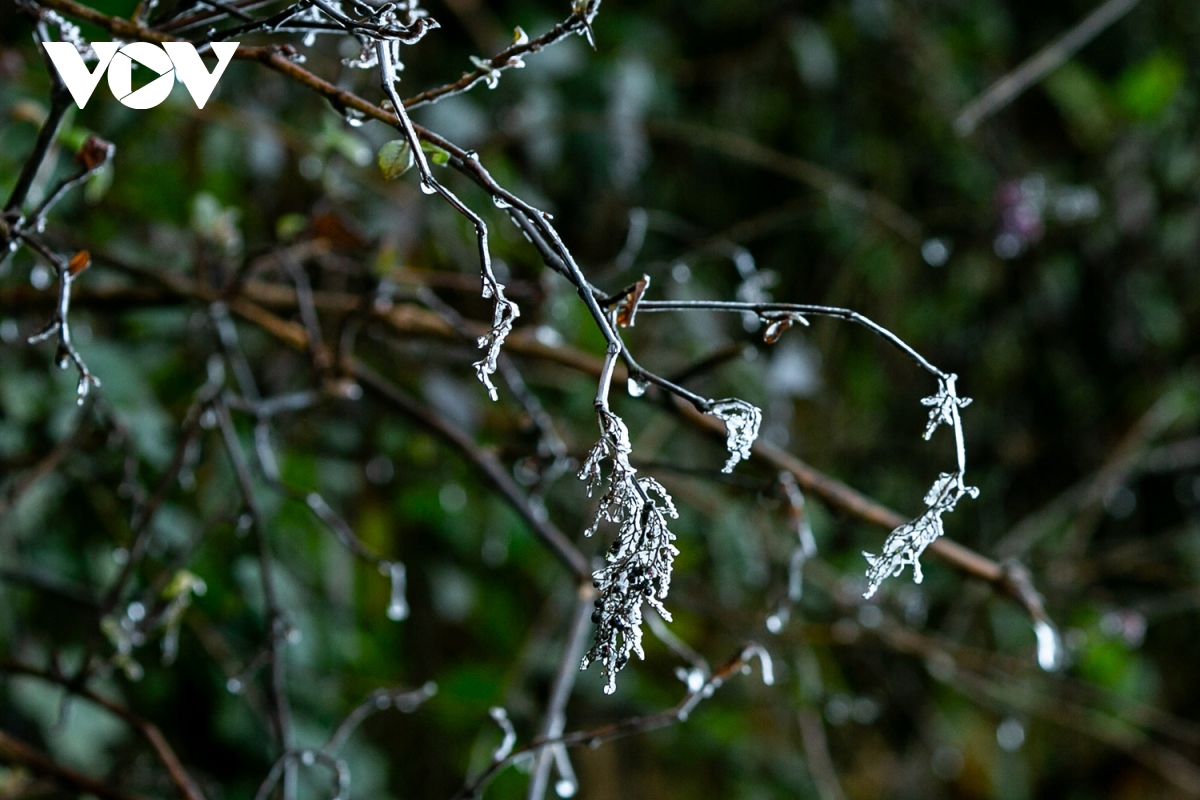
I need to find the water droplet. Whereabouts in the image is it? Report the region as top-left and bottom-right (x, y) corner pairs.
(0, 319), (18, 343)
(765, 613), (784, 634)
(921, 237), (951, 267)
(199, 409), (217, 430)
(419, 179), (438, 195)
(996, 717), (1025, 751)
(30, 264), (52, 290)
(492, 195), (512, 209)
(684, 668), (705, 693)
(555, 779), (578, 798)
(286, 627), (302, 644)
(626, 377), (647, 397)
(857, 604), (883, 629)
(385, 562), (409, 621)
(236, 513), (253, 536)
(302, 32), (316, 47)
(931, 745), (964, 780)
(226, 677), (243, 694)
(300, 750), (315, 766)
(112, 548), (129, 565)
(1034, 618), (1063, 671)
(126, 601), (146, 622)
(439, 483), (467, 514)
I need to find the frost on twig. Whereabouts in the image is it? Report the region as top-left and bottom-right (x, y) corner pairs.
(473, 274), (520, 401)
(863, 375), (977, 598)
(709, 398), (762, 473)
(578, 409), (679, 694)
(921, 374), (972, 441)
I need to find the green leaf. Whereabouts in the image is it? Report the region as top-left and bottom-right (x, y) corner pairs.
(377, 139), (413, 179)
(1116, 51), (1184, 120)
(420, 141), (451, 166)
(1044, 62), (1112, 147)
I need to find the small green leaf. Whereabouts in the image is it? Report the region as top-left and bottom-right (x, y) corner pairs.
(377, 139), (413, 179)
(420, 141), (451, 166)
(275, 212), (307, 240)
(1116, 51), (1184, 120)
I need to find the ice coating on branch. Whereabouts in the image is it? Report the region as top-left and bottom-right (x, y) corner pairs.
(710, 398), (762, 473)
(473, 275), (520, 401)
(578, 410), (679, 694)
(469, 55), (505, 89)
(488, 707), (517, 761)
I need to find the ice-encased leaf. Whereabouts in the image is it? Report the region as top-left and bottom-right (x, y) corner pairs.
(377, 140), (414, 180)
(920, 374), (972, 441)
(710, 398), (762, 473)
(862, 472), (977, 598)
(578, 410), (679, 694)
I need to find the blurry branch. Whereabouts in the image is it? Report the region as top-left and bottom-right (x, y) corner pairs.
(0, 565), (98, 605)
(997, 376), (1195, 560)
(0, 657), (206, 800)
(527, 590), (595, 800)
(210, 396), (296, 798)
(648, 119), (923, 245)
(354, 364), (592, 579)
(0, 272), (1035, 611)
(871, 622), (1200, 795)
(69, 256), (591, 578)
(0, 397), (92, 517)
(954, 0), (1143, 136)
(950, 669), (1200, 797)
(2, 19), (71, 217)
(795, 707), (846, 800)
(457, 642), (774, 799)
(254, 683), (436, 800)
(0, 729), (135, 800)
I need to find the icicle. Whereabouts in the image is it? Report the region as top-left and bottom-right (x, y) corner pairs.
(488, 707), (517, 761)
(382, 561), (409, 621)
(1034, 618), (1063, 672)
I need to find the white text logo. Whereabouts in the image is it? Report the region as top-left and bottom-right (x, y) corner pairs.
(42, 41), (240, 110)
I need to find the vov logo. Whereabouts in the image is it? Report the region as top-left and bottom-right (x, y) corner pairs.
(43, 41), (240, 110)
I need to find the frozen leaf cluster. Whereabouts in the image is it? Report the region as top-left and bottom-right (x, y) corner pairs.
(863, 472), (978, 598)
(473, 275), (520, 401)
(331, 0), (437, 73)
(578, 410), (679, 694)
(862, 372), (977, 598)
(710, 398), (762, 473)
(921, 375), (972, 440)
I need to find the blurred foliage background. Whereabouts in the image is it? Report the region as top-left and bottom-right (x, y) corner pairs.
(1, 0), (1200, 797)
